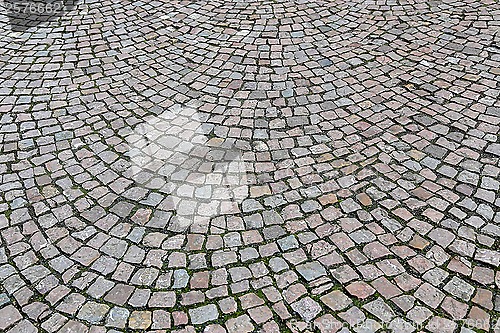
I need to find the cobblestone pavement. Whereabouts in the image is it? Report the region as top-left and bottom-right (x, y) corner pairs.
(1, 0), (500, 332)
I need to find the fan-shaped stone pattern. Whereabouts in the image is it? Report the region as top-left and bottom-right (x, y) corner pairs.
(0, 0), (499, 332)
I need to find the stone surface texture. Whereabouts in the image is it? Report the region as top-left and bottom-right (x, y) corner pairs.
(0, 0), (499, 332)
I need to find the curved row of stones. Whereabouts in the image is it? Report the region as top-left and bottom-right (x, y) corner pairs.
(0, 0), (499, 332)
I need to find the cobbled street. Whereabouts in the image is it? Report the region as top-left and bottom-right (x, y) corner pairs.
(0, 0), (499, 332)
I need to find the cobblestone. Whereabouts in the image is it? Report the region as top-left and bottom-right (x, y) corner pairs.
(0, 0), (499, 332)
